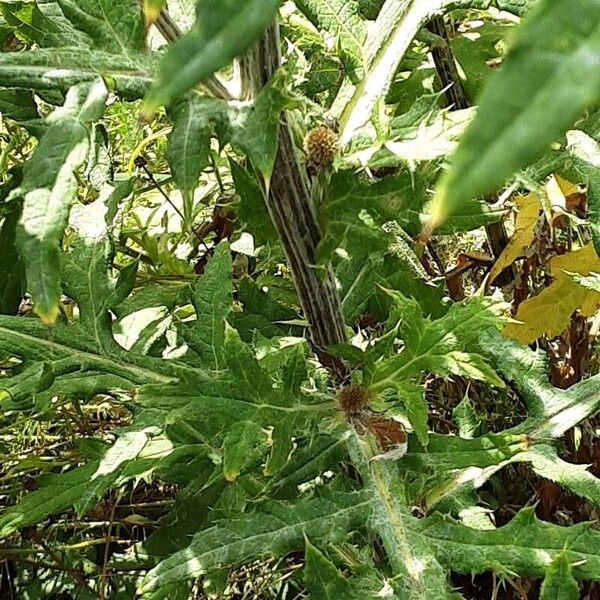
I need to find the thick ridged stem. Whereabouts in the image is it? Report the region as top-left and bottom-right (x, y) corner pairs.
(242, 22), (348, 376)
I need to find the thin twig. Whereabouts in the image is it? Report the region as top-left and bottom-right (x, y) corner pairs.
(136, 158), (213, 256)
(99, 492), (120, 600)
(32, 535), (96, 596)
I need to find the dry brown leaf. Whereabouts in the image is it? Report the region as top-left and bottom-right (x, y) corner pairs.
(488, 193), (542, 285)
(503, 244), (600, 344)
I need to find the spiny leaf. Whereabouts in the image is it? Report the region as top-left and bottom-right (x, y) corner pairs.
(540, 550), (579, 600)
(570, 271), (600, 293)
(526, 445), (600, 507)
(0, 174), (25, 315)
(0, 48), (153, 99)
(503, 244), (600, 344)
(166, 97), (219, 211)
(567, 129), (600, 256)
(304, 538), (355, 599)
(347, 434), (455, 599)
(264, 432), (350, 498)
(452, 395), (480, 439)
(1, 1), (91, 47)
(480, 329), (600, 439)
(166, 75), (293, 189)
(318, 170), (424, 261)
(0, 88), (37, 120)
(336, 0), (447, 145)
(295, 0), (366, 81)
(137, 491), (372, 593)
(0, 197), (178, 411)
(367, 293), (506, 392)
(0, 463), (98, 538)
(230, 158), (278, 246)
(421, 507), (600, 581)
(222, 421), (265, 481)
(188, 241), (233, 370)
(56, 0), (145, 54)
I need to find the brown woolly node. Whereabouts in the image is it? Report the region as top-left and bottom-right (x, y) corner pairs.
(337, 384), (370, 416)
(304, 125), (338, 168)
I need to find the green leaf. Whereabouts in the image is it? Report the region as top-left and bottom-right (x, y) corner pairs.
(448, 0), (538, 14)
(526, 445), (600, 509)
(231, 158), (277, 246)
(137, 323), (328, 477)
(567, 129), (600, 256)
(231, 70), (293, 181)
(430, 0), (600, 227)
(188, 241), (233, 370)
(56, 0), (145, 54)
(235, 276), (299, 342)
(0, 200), (179, 413)
(540, 550), (579, 600)
(282, 344), (308, 397)
(452, 395), (480, 439)
(166, 76), (292, 189)
(304, 538), (354, 599)
(0, 88), (37, 120)
(479, 331), (600, 439)
(0, 430), (151, 538)
(295, 0), (366, 81)
(0, 48), (153, 100)
(265, 432), (350, 498)
(336, 0), (447, 145)
(347, 434), (455, 600)
(222, 421), (265, 481)
(166, 97), (219, 208)
(450, 21), (510, 101)
(11, 80), (108, 323)
(0, 176), (25, 315)
(569, 271), (600, 293)
(337, 252), (446, 324)
(1, 1), (91, 47)
(399, 381), (428, 447)
(137, 491), (372, 593)
(421, 507), (600, 581)
(318, 171), (424, 262)
(143, 0), (283, 113)
(0, 463), (97, 538)
(367, 294), (506, 392)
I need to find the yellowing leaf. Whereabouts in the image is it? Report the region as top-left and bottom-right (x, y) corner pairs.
(143, 0), (166, 25)
(488, 194), (541, 285)
(503, 244), (600, 344)
(546, 174), (579, 207)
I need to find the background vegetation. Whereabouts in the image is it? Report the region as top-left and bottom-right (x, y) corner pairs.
(1, 0), (600, 598)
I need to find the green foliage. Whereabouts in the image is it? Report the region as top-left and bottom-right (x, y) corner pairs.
(144, 0), (283, 113)
(10, 81), (107, 323)
(2, 0), (600, 598)
(295, 0), (366, 81)
(421, 507), (600, 580)
(539, 550), (579, 600)
(303, 538), (355, 599)
(431, 0), (600, 226)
